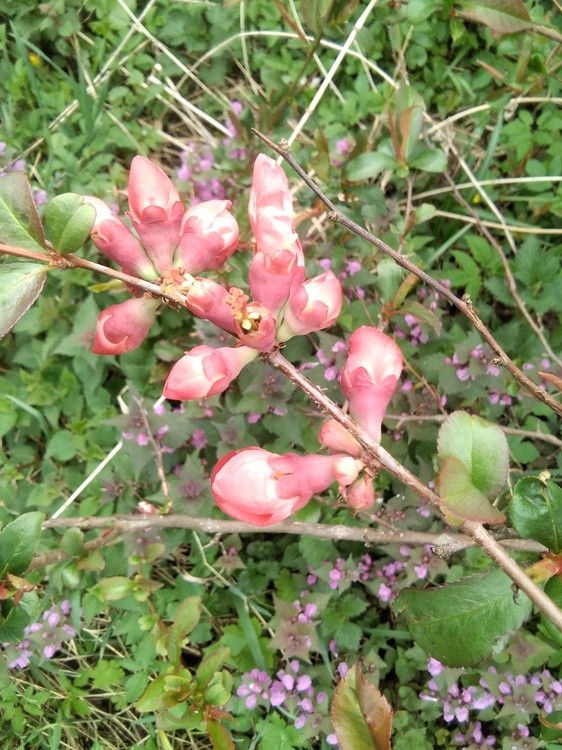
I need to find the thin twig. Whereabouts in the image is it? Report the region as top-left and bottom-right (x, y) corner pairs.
(251, 130), (562, 419)
(34, 513), (545, 572)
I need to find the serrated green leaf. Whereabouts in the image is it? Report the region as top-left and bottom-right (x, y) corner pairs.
(0, 512), (44, 577)
(345, 152), (397, 181)
(393, 568), (532, 666)
(508, 477), (562, 552)
(44, 193), (96, 254)
(331, 664), (392, 750)
(457, 0), (531, 34)
(437, 455), (506, 525)
(437, 411), (509, 499)
(0, 262), (47, 339)
(0, 172), (45, 252)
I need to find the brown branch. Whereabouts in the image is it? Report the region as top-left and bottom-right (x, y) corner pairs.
(251, 130), (562, 419)
(263, 349), (562, 633)
(31, 513), (545, 574)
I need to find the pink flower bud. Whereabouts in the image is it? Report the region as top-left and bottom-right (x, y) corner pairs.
(345, 475), (376, 511)
(137, 501), (159, 515)
(177, 200), (239, 274)
(92, 297), (160, 355)
(249, 247), (305, 314)
(84, 196), (158, 280)
(182, 277), (239, 334)
(318, 418), (362, 457)
(340, 327), (402, 442)
(249, 154), (299, 254)
(332, 456), (364, 487)
(163, 345), (257, 400)
(211, 448), (342, 526)
(278, 271), (342, 340)
(127, 156), (184, 274)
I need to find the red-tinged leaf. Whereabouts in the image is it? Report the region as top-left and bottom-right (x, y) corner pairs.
(331, 664), (393, 750)
(0, 262), (47, 339)
(0, 171), (45, 251)
(437, 455), (506, 525)
(206, 719), (235, 750)
(356, 669), (393, 750)
(457, 0), (531, 34)
(526, 555), (562, 584)
(539, 371), (562, 392)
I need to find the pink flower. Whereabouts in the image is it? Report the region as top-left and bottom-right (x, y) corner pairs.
(249, 154), (299, 254)
(176, 199), (239, 273)
(92, 297), (160, 355)
(127, 156), (184, 273)
(182, 276), (239, 334)
(163, 345), (257, 400)
(84, 196), (158, 280)
(249, 247), (305, 315)
(211, 448), (343, 526)
(340, 327), (402, 442)
(235, 302), (277, 352)
(318, 418), (362, 457)
(278, 271), (343, 340)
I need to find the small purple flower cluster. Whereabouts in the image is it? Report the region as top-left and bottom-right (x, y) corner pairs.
(319, 257), (365, 301)
(421, 658), (562, 747)
(177, 102), (246, 203)
(236, 659), (338, 745)
(315, 545), (438, 603)
(3, 600), (76, 669)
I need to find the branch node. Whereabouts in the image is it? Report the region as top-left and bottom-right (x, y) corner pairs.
(327, 210), (341, 222)
(278, 138), (290, 153)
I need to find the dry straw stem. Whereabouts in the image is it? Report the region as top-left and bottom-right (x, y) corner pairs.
(252, 130), (562, 420)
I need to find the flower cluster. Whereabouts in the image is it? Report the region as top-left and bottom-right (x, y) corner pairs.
(3, 600), (76, 669)
(236, 659), (337, 745)
(420, 658), (562, 746)
(87, 154), (404, 527)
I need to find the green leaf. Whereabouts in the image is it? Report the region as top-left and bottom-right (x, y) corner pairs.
(0, 512), (44, 577)
(508, 477), (562, 553)
(0, 262), (47, 339)
(393, 568), (532, 666)
(399, 300), (442, 335)
(44, 193), (96, 254)
(345, 152), (397, 181)
(206, 719), (235, 750)
(409, 148), (448, 173)
(94, 576), (135, 602)
(437, 411), (509, 499)
(136, 674), (168, 712)
(331, 664), (392, 750)
(457, 0), (531, 34)
(437, 455), (506, 525)
(196, 647), (231, 689)
(540, 576), (562, 647)
(0, 171), (45, 252)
